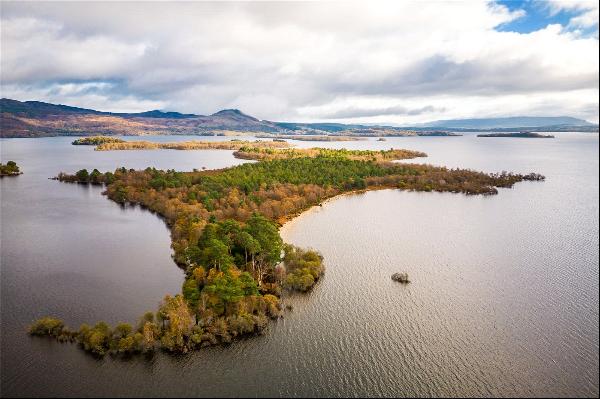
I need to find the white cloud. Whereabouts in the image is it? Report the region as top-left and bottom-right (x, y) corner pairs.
(0, 82), (165, 113)
(545, 0), (599, 30)
(297, 88), (599, 125)
(0, 1), (598, 123)
(0, 17), (148, 83)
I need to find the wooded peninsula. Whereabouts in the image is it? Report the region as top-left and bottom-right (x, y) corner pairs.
(30, 146), (544, 356)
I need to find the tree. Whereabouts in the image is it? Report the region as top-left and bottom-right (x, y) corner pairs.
(283, 244), (324, 292)
(28, 317), (65, 336)
(235, 231), (261, 269)
(89, 168), (102, 184)
(202, 238), (234, 271)
(114, 322), (133, 339)
(192, 266), (206, 285)
(218, 219), (242, 250)
(158, 295), (194, 352)
(182, 278), (201, 310)
(117, 335), (135, 353)
(239, 272), (259, 296)
(103, 171), (116, 184)
(75, 169), (89, 182)
(203, 272), (244, 315)
(0, 161), (20, 175)
(141, 321), (158, 352)
(245, 213), (282, 284)
(78, 321), (112, 355)
(137, 311), (155, 332)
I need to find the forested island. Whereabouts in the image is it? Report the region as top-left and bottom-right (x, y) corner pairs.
(416, 131), (462, 137)
(477, 132), (555, 138)
(232, 147), (428, 162)
(31, 147), (544, 356)
(0, 161), (21, 176)
(93, 139), (290, 151)
(72, 136), (126, 145)
(255, 134), (366, 142)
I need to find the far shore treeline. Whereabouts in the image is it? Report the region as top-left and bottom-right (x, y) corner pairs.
(30, 146), (544, 356)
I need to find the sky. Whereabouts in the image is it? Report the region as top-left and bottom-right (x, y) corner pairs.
(0, 1), (598, 124)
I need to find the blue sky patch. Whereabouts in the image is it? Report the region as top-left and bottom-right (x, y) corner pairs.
(496, 0), (579, 33)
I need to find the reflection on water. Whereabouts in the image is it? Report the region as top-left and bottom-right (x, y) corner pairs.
(1, 134), (598, 397)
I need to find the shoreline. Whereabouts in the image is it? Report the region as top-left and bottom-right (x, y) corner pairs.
(278, 188), (376, 230)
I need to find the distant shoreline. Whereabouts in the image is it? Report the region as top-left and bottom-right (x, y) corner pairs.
(2, 98), (597, 138)
(477, 132), (555, 138)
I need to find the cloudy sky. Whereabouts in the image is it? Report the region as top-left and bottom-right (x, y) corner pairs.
(1, 0), (598, 124)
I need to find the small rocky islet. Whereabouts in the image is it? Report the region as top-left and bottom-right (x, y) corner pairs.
(391, 272), (410, 283)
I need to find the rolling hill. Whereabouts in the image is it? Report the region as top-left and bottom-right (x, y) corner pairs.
(1, 98), (596, 137)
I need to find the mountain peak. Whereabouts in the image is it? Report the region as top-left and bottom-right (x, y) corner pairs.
(132, 109), (198, 119)
(213, 108), (242, 115)
(211, 109), (258, 121)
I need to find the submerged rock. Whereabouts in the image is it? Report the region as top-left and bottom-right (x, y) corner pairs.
(391, 272), (410, 283)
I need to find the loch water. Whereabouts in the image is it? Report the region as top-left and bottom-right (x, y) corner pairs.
(1, 133), (598, 397)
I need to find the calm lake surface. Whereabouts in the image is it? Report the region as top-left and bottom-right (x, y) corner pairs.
(1, 134), (598, 397)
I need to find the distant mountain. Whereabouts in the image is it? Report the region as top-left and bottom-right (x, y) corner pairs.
(0, 98), (103, 117)
(129, 110), (198, 119)
(211, 109), (259, 121)
(0, 99), (280, 137)
(421, 116), (594, 129)
(274, 122), (369, 133)
(0, 98), (596, 138)
(0, 98), (200, 119)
